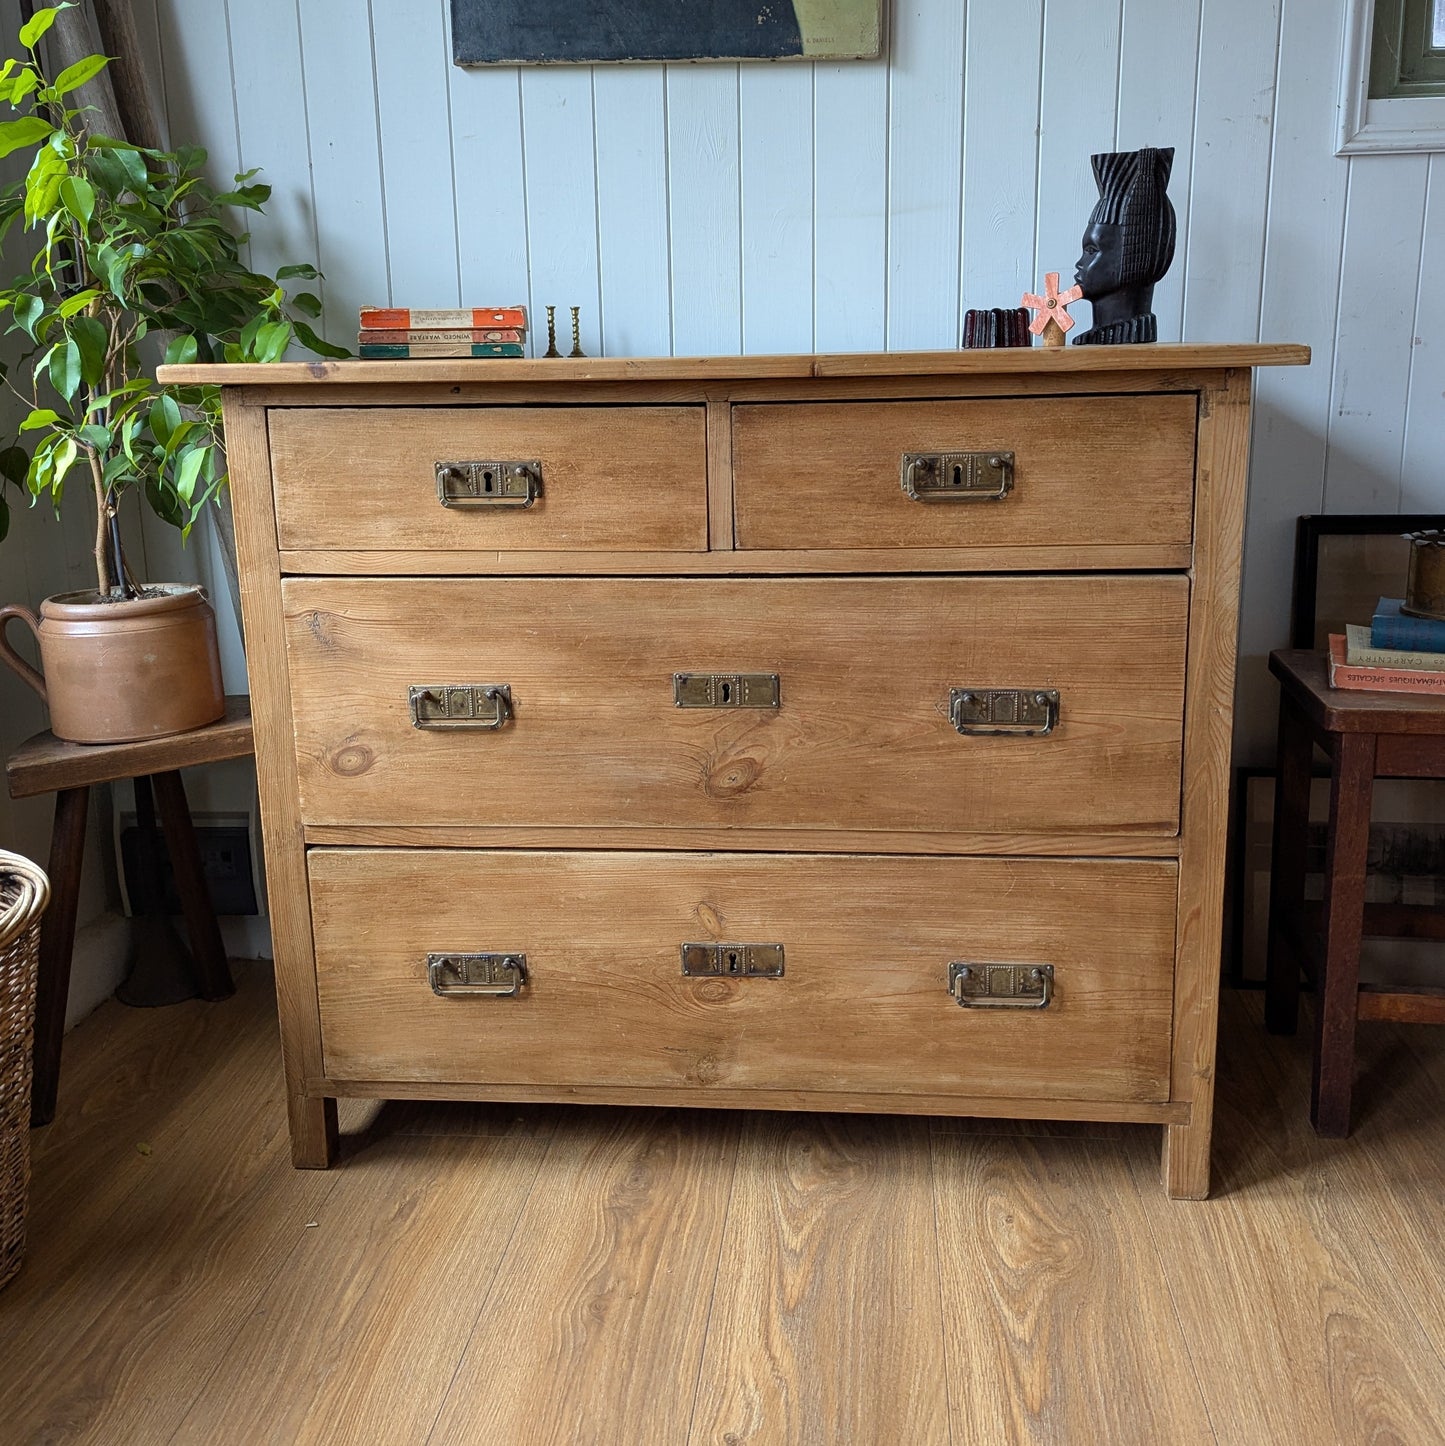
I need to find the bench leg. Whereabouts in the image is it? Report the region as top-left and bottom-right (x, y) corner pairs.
(1265, 696), (1312, 1034)
(30, 786), (89, 1127)
(1311, 732), (1375, 1138)
(153, 769), (235, 1001)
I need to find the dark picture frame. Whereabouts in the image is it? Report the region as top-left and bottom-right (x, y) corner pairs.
(1289, 512), (1445, 649)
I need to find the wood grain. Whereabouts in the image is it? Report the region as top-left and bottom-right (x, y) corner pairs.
(270, 405), (707, 554)
(428, 1109), (740, 1446)
(1163, 368), (1253, 1199)
(277, 542), (1196, 575)
(931, 1129), (1214, 1444)
(309, 849), (1178, 1102)
(300, 822), (1184, 857)
(687, 1113), (949, 1444)
(733, 393), (1196, 552)
(155, 341), (1311, 387)
(222, 394), (336, 1166)
(283, 574), (1189, 834)
(171, 1123), (555, 1446)
(5, 695), (252, 799)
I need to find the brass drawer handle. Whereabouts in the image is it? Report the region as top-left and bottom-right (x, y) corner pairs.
(901, 451), (1014, 501)
(409, 684), (513, 730)
(681, 942), (785, 977)
(436, 460), (541, 508)
(949, 963), (1053, 1009)
(950, 688), (1059, 737)
(428, 953), (526, 997)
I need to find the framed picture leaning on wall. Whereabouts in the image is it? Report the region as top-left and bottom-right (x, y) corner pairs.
(450, 0), (884, 64)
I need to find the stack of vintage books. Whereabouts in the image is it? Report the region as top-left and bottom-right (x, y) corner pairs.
(1327, 597), (1445, 696)
(358, 305), (527, 358)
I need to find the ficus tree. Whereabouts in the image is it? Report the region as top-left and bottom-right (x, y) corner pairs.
(0, 2), (345, 596)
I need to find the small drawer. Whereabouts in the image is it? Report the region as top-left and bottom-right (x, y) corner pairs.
(732, 394), (1196, 554)
(270, 405), (708, 554)
(283, 574), (1187, 835)
(311, 849), (1177, 1102)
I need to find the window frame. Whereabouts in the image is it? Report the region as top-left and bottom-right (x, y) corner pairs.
(1339, 0), (1445, 154)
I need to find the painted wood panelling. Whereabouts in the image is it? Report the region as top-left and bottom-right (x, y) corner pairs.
(6, 0), (1445, 902)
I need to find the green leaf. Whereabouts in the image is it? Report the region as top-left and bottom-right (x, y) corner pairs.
(19, 408), (59, 432)
(19, 5), (71, 50)
(149, 394), (181, 447)
(275, 263), (319, 280)
(145, 473), (182, 528)
(76, 423), (109, 449)
(70, 314), (108, 388)
(48, 337), (81, 401)
(253, 319), (290, 362)
(290, 290), (322, 319)
(51, 54), (110, 98)
(163, 333), (198, 366)
(51, 435), (77, 485)
(174, 444), (205, 504)
(24, 143), (66, 226)
(58, 174), (95, 226)
(293, 320), (350, 360)
(0, 116), (54, 160)
(0, 68), (40, 105)
(13, 292), (42, 340)
(56, 287), (100, 318)
(0, 445), (28, 484)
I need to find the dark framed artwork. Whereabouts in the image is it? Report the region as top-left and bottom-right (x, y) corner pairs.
(450, 0), (884, 64)
(1290, 512), (1445, 649)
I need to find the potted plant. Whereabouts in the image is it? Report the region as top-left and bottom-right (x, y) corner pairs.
(0, 3), (345, 743)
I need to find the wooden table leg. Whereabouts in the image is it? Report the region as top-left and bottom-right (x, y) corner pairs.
(1310, 732), (1376, 1138)
(30, 786), (88, 1127)
(1265, 694), (1312, 1034)
(153, 769), (235, 1001)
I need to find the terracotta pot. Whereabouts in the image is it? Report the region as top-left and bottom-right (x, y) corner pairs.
(0, 584), (225, 744)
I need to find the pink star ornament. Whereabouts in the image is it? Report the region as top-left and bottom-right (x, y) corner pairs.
(1022, 272), (1084, 347)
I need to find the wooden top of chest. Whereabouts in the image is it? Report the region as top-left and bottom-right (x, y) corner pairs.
(159, 342), (1309, 389)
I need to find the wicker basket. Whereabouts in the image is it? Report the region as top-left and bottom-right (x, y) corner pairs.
(0, 849), (48, 1289)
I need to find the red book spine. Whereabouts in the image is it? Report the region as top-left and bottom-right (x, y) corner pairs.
(358, 306), (528, 330)
(1327, 634), (1445, 695)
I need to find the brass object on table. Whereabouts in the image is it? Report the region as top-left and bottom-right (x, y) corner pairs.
(569, 305), (585, 358)
(543, 305), (560, 358)
(1404, 530), (1445, 621)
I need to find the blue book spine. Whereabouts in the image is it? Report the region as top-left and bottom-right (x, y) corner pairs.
(1370, 597), (1445, 652)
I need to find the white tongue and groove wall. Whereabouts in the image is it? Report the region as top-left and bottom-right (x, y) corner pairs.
(1, 0), (1441, 1009)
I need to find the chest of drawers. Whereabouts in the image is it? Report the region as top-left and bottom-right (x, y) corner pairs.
(171, 344), (1307, 1199)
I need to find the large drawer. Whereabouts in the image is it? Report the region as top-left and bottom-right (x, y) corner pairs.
(732, 394), (1196, 553)
(284, 575), (1187, 834)
(270, 405), (708, 553)
(310, 849), (1178, 1102)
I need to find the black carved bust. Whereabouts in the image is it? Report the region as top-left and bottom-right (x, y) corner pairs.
(1072, 147), (1176, 345)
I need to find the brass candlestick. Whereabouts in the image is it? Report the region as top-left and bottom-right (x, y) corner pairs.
(568, 306), (585, 358)
(543, 305), (560, 358)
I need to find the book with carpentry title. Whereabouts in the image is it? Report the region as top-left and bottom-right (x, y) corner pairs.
(358, 305), (528, 358)
(1328, 633), (1445, 696)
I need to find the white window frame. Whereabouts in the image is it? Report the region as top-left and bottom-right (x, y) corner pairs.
(1338, 0), (1445, 153)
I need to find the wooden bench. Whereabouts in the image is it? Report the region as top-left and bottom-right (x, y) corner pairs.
(6, 697), (254, 1125)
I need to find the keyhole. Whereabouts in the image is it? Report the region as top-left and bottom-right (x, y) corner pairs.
(951, 463), (964, 487)
(482, 469), (495, 493)
(720, 681), (732, 703)
(726, 950), (740, 973)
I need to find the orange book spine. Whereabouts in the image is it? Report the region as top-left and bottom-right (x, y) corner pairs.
(358, 306), (528, 330)
(1327, 634), (1445, 695)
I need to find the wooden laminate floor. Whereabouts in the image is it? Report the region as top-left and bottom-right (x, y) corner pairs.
(4, 965), (1445, 1444)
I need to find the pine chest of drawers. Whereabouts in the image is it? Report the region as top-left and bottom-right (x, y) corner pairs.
(172, 344), (1307, 1199)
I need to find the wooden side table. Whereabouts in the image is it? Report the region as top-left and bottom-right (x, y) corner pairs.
(5, 697), (254, 1125)
(1264, 650), (1445, 1136)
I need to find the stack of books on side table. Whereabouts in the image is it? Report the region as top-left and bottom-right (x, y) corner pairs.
(358, 305), (528, 358)
(1327, 597), (1445, 696)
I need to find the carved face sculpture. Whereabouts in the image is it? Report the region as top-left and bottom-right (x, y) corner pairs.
(1072, 147), (1176, 322)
